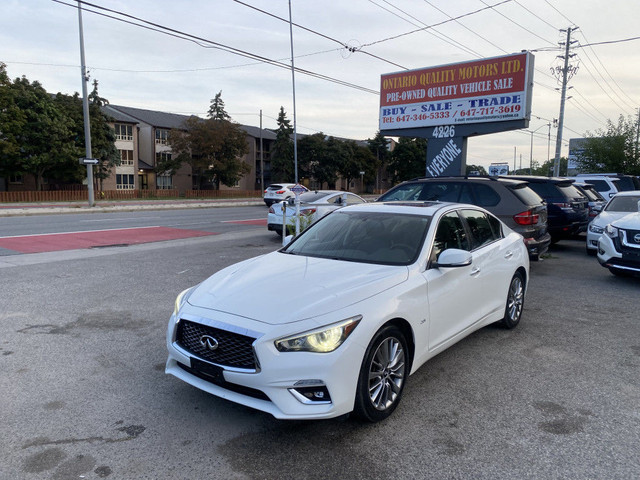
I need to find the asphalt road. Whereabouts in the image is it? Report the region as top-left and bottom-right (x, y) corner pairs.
(1, 224), (639, 480)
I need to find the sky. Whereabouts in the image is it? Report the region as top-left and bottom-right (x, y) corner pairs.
(1, 0), (639, 171)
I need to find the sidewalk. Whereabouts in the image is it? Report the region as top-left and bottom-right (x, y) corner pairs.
(0, 197), (265, 217)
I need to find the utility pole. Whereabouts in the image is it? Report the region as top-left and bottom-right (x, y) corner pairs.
(635, 108), (640, 164)
(288, 0), (298, 184)
(77, 0), (94, 207)
(552, 26), (579, 177)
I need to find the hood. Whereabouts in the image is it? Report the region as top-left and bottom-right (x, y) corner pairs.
(186, 252), (408, 325)
(611, 211), (640, 230)
(593, 211), (632, 228)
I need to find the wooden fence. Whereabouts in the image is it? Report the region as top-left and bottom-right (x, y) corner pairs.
(0, 189), (263, 203)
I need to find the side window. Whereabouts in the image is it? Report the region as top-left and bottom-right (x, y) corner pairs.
(461, 209), (498, 249)
(380, 184), (423, 201)
(487, 213), (503, 239)
(419, 183), (462, 202)
(431, 211), (470, 262)
(471, 184), (501, 207)
(346, 194), (365, 204)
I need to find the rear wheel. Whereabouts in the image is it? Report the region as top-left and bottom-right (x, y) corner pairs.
(499, 272), (525, 329)
(353, 326), (408, 422)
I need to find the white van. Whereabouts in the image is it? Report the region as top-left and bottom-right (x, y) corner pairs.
(567, 175), (620, 199)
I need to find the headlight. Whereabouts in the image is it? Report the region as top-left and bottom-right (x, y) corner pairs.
(173, 287), (193, 316)
(588, 223), (604, 234)
(605, 224), (619, 238)
(275, 316), (362, 353)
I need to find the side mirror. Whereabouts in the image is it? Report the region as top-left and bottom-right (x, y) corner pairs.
(433, 248), (472, 268)
(283, 235), (294, 246)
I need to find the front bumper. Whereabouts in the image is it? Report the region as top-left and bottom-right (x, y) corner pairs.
(166, 311), (366, 420)
(597, 235), (640, 274)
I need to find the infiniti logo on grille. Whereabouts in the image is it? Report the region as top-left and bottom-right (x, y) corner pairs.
(200, 335), (219, 351)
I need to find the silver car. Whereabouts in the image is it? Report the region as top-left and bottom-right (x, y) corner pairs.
(267, 190), (366, 236)
(586, 191), (640, 255)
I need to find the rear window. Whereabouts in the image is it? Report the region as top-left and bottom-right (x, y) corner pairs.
(614, 177), (636, 191)
(298, 192), (330, 202)
(525, 182), (560, 199)
(509, 184), (544, 206)
(268, 184), (285, 190)
(559, 184), (586, 200)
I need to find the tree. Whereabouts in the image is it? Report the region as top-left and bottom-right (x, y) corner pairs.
(368, 131), (391, 191)
(270, 107), (294, 182)
(0, 63), (26, 187)
(335, 139), (375, 191)
(168, 115), (249, 189)
(577, 114), (640, 175)
(466, 164), (487, 175)
(207, 91), (230, 121)
(387, 137), (427, 183)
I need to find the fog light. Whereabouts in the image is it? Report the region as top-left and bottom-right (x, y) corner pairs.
(288, 385), (332, 405)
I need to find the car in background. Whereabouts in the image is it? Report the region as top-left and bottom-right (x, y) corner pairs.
(573, 182), (606, 219)
(569, 175), (619, 199)
(577, 173), (640, 193)
(267, 190), (366, 236)
(376, 176), (551, 260)
(587, 191), (640, 256)
(263, 183), (308, 207)
(506, 176), (589, 243)
(166, 202), (529, 421)
(597, 193), (640, 276)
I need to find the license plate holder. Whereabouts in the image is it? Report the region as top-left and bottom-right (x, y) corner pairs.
(190, 358), (224, 382)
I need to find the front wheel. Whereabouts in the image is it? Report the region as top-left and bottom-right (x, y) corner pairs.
(499, 272), (525, 329)
(353, 326), (408, 422)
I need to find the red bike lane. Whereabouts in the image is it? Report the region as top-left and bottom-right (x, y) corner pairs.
(0, 226), (218, 254)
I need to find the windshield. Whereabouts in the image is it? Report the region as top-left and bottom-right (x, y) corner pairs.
(605, 195), (640, 212)
(282, 210), (431, 265)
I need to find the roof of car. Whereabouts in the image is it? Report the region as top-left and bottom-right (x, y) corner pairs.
(338, 201), (474, 216)
(504, 175), (573, 184)
(400, 175), (527, 185)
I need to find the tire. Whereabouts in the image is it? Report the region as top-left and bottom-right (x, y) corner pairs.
(353, 325), (408, 422)
(499, 272), (525, 329)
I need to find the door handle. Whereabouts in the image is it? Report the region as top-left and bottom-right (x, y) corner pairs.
(504, 251), (513, 259)
(470, 267), (481, 276)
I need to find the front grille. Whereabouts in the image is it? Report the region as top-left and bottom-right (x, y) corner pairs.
(176, 320), (258, 370)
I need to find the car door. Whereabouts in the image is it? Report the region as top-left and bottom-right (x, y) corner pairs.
(424, 209), (483, 351)
(459, 208), (511, 318)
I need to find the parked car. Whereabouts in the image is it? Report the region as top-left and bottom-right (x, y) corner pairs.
(597, 194), (640, 276)
(569, 175), (619, 199)
(573, 182), (606, 219)
(506, 176), (589, 242)
(166, 202), (529, 421)
(263, 183), (308, 207)
(376, 176), (551, 260)
(577, 173), (640, 193)
(587, 191), (640, 256)
(267, 190), (366, 236)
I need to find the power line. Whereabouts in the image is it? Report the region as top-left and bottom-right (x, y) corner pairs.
(478, 0), (556, 46)
(359, 0), (514, 48)
(52, 0), (380, 95)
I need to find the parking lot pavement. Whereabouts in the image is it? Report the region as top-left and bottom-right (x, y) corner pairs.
(1, 233), (638, 479)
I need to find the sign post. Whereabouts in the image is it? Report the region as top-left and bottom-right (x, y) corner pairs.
(290, 184), (307, 237)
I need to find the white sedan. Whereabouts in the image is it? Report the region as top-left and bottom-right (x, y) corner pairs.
(166, 202), (529, 421)
(267, 190), (366, 236)
(597, 194), (640, 276)
(586, 191), (640, 255)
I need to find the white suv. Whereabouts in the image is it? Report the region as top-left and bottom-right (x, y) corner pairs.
(568, 175), (619, 199)
(263, 183), (308, 207)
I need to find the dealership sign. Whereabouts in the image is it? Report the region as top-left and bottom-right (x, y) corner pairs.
(379, 52), (533, 130)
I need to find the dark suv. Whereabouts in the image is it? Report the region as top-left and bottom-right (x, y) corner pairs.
(377, 176), (551, 260)
(506, 176), (589, 242)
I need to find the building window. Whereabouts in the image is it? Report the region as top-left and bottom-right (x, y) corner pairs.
(119, 149), (134, 166)
(9, 174), (24, 184)
(115, 124), (133, 141)
(116, 174), (135, 190)
(155, 129), (169, 145)
(155, 151), (172, 165)
(156, 174), (172, 190)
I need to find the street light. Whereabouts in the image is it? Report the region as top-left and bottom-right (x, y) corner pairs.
(529, 124), (550, 174)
